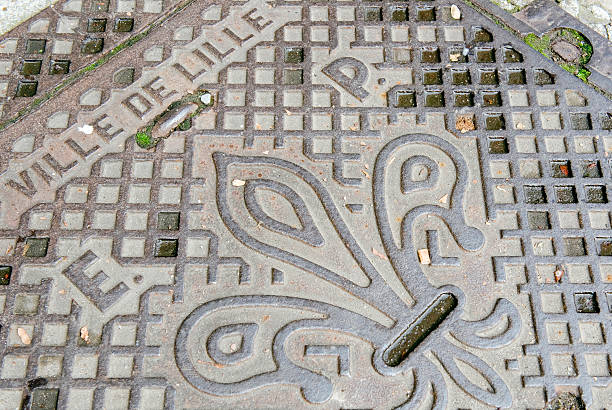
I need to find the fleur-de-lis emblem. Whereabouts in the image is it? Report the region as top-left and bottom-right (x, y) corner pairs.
(163, 115), (525, 408)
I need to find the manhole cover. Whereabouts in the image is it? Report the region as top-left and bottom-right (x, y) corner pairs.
(0, 0), (611, 408)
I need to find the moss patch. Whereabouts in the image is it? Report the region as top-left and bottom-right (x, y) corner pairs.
(459, 0), (609, 99)
(132, 90), (213, 149)
(178, 118), (192, 131)
(577, 68), (591, 82)
(523, 27), (593, 83)
(135, 131), (153, 148)
(524, 33), (550, 55)
(563, 28), (593, 63)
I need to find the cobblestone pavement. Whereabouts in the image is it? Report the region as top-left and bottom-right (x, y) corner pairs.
(0, 0), (611, 409)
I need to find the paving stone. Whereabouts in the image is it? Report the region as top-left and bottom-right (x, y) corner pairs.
(72, 354), (98, 378)
(545, 392), (585, 410)
(528, 211), (551, 230)
(21, 59), (42, 75)
(87, 18), (107, 33)
(585, 185), (607, 203)
(111, 322), (138, 346)
(155, 239), (178, 257)
(396, 90), (416, 107)
(525, 185), (548, 203)
(556, 185), (578, 203)
(41, 323), (68, 346)
(47, 111), (70, 128)
(113, 67), (135, 85)
(36, 355), (63, 378)
(49, 59), (70, 75)
(488, 136), (509, 154)
(1, 355), (28, 379)
(564, 237), (586, 256)
(158, 212), (180, 230)
(13, 293), (40, 314)
(519, 159), (541, 178)
(25, 39), (46, 54)
(507, 68), (526, 84)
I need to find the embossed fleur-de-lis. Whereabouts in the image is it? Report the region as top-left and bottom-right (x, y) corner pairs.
(396, 298), (521, 409)
(214, 152), (372, 288)
(213, 151), (409, 327)
(174, 296), (415, 408)
(187, 126), (521, 408)
(370, 115), (523, 408)
(373, 115), (522, 323)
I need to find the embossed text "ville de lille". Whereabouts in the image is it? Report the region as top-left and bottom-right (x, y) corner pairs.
(0, 0), (301, 229)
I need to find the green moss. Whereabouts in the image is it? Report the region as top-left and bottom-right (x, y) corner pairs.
(577, 68), (591, 82)
(178, 118), (192, 131)
(558, 28), (592, 64)
(524, 28), (594, 85)
(460, 0), (608, 100)
(559, 62), (576, 73)
(135, 131), (152, 148)
(132, 90), (212, 149)
(490, 0), (521, 13)
(524, 33), (550, 56)
(167, 101), (181, 111)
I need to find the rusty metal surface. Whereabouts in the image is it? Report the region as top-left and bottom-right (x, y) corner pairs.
(0, 0), (611, 408)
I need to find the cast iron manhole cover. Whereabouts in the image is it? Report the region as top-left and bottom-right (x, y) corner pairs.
(0, 0), (611, 408)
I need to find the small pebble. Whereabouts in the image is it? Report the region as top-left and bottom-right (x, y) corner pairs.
(451, 5), (461, 20)
(79, 124), (94, 135)
(17, 328), (31, 345)
(200, 92), (212, 105)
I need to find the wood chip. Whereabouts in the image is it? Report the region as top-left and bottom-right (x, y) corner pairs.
(17, 328), (31, 345)
(455, 115), (475, 133)
(554, 268), (564, 283)
(80, 326), (90, 343)
(418, 248), (431, 264)
(439, 194), (448, 204)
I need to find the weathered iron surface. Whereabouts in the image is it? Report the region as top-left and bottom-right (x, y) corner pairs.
(0, 0), (610, 408)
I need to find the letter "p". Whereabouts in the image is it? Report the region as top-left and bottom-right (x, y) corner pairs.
(322, 57), (369, 101)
